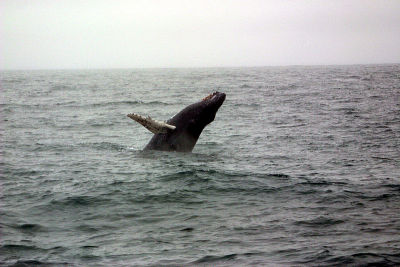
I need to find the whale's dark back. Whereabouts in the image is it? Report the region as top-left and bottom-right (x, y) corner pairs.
(144, 92), (226, 152)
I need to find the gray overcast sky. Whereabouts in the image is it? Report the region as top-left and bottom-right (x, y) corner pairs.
(1, 0), (400, 69)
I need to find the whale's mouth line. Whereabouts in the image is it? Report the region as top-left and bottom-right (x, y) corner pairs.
(202, 91), (218, 101)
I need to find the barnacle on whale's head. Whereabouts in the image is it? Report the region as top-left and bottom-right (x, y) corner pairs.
(202, 91), (218, 101)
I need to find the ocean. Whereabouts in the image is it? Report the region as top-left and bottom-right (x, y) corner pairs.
(1, 65), (399, 266)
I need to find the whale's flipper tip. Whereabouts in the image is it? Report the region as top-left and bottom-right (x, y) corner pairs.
(127, 113), (176, 134)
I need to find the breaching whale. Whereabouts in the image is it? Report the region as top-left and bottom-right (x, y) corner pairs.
(127, 91), (226, 152)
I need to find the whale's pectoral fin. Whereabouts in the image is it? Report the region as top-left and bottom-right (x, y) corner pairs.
(127, 113), (176, 134)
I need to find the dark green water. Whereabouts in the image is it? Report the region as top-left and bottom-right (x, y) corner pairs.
(1, 65), (400, 266)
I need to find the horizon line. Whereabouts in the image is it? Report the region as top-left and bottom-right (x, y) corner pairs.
(1, 62), (399, 71)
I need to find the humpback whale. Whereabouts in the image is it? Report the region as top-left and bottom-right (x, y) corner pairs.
(127, 91), (226, 152)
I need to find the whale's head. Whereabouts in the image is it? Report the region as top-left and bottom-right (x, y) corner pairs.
(164, 91), (226, 151)
(198, 91), (226, 125)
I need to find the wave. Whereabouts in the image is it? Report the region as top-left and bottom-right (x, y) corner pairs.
(155, 168), (290, 183)
(26, 142), (128, 153)
(122, 169), (293, 205)
(4, 260), (71, 267)
(0, 244), (46, 253)
(294, 216), (345, 227)
(193, 253), (237, 264)
(344, 189), (399, 202)
(77, 100), (173, 107)
(233, 103), (261, 108)
(0, 100), (173, 111)
(298, 252), (400, 266)
(0, 244), (68, 266)
(49, 195), (111, 208)
(79, 142), (127, 152)
(190, 251), (270, 266)
(128, 190), (204, 205)
(12, 223), (44, 233)
(0, 78), (26, 83)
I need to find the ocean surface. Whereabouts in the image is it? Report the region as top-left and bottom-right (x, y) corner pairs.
(1, 65), (399, 266)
